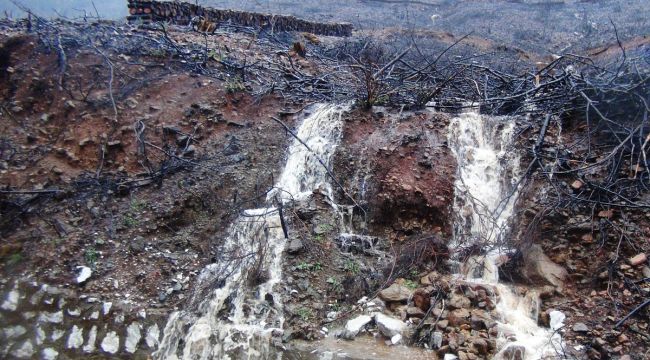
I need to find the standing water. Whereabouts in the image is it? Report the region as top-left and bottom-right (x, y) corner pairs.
(447, 109), (564, 359)
(154, 103), (349, 360)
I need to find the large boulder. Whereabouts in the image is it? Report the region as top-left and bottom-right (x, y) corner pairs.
(374, 313), (406, 338)
(521, 245), (567, 288)
(340, 315), (372, 340)
(378, 283), (412, 303)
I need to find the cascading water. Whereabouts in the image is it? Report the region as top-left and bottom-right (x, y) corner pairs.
(154, 103), (349, 360)
(447, 109), (564, 359)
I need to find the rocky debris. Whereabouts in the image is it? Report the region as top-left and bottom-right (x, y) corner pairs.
(374, 313), (406, 338)
(520, 245), (567, 288)
(378, 283), (412, 303)
(341, 315), (372, 340)
(448, 293), (471, 310)
(628, 253), (647, 266)
(447, 308), (471, 327)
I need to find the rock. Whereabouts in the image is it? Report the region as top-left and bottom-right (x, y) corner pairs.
(444, 354), (459, 360)
(1, 289), (20, 311)
(472, 338), (489, 355)
(83, 325), (97, 353)
(130, 236), (146, 253)
(549, 310), (566, 330)
(378, 283), (412, 303)
(406, 306), (425, 318)
(500, 344), (525, 360)
(420, 271), (439, 285)
(287, 238), (303, 254)
(64, 100), (76, 110)
(447, 308), (470, 327)
(66, 325), (84, 349)
(76, 266), (92, 284)
(571, 180), (583, 190)
(42, 348), (59, 360)
(101, 331), (120, 354)
(125, 322), (142, 353)
(391, 334), (402, 345)
(521, 244), (567, 288)
(39, 311), (64, 323)
(12, 340), (34, 358)
(470, 309), (494, 330)
(340, 315), (372, 340)
(620, 355), (631, 360)
(374, 313), (406, 338)
(448, 293), (471, 309)
(642, 266), (650, 278)
(629, 253), (647, 266)
(184, 145), (197, 157)
(573, 322), (589, 333)
(413, 289), (431, 311)
(431, 331), (443, 349)
(103, 302), (113, 315)
(4, 325), (27, 339)
(145, 324), (160, 349)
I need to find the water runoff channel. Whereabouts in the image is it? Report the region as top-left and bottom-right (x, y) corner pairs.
(153, 103), (566, 360)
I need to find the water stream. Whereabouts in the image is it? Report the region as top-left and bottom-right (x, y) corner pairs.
(447, 109), (564, 359)
(154, 103), (349, 360)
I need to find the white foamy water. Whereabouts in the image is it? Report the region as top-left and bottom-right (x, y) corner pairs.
(448, 109), (563, 359)
(154, 103), (349, 360)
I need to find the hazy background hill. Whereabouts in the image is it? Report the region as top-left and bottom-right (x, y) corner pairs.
(2, 0), (648, 54)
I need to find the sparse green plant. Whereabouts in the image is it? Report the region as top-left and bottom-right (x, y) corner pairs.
(404, 279), (418, 290)
(344, 260), (360, 274)
(122, 214), (138, 228)
(326, 276), (342, 293)
(225, 78), (246, 93)
(410, 269), (419, 278)
(7, 253), (23, 266)
(84, 247), (98, 267)
(296, 262), (323, 272)
(297, 307), (312, 321)
(329, 302), (341, 312)
(130, 199), (144, 212)
(316, 223), (333, 233)
(314, 234), (324, 243)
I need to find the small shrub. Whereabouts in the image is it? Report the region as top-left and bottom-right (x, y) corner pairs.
(7, 253), (23, 266)
(84, 247), (98, 267)
(404, 279), (418, 290)
(297, 307), (312, 321)
(122, 214), (138, 228)
(344, 260), (360, 274)
(225, 78), (246, 93)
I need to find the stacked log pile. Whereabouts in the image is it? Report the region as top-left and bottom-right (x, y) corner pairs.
(127, 0), (353, 37)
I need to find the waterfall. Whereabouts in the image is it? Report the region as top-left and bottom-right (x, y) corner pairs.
(154, 103), (349, 360)
(447, 110), (564, 359)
